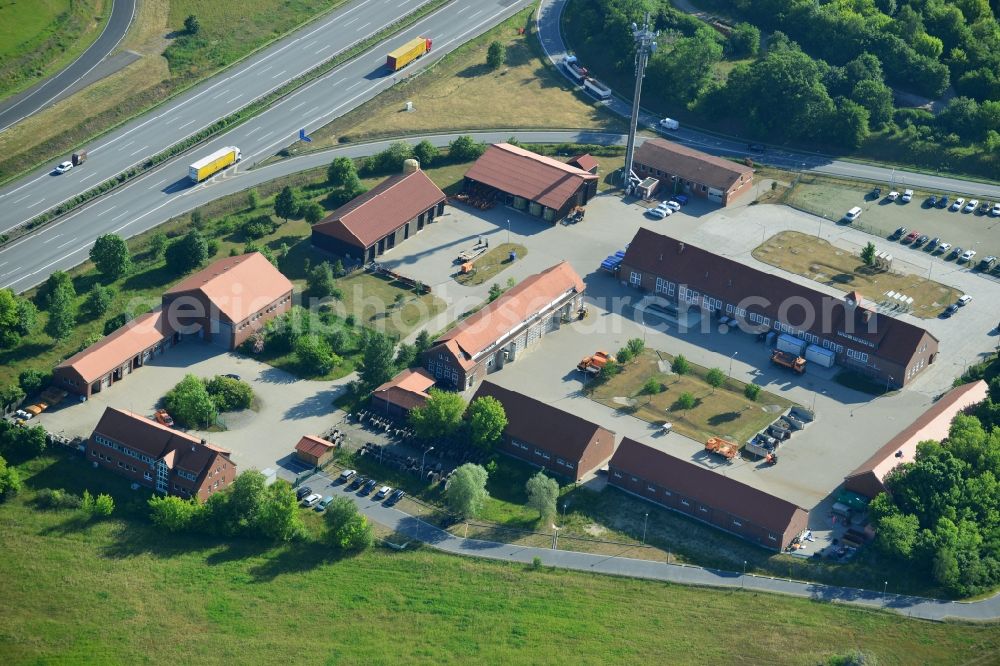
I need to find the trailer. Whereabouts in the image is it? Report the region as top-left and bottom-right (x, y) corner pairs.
(771, 349), (806, 374)
(387, 37), (432, 72)
(776, 333), (807, 355)
(563, 56), (588, 83)
(456, 239), (488, 264)
(745, 433), (777, 459)
(188, 146), (241, 183)
(583, 78), (612, 100)
(804, 344), (836, 368)
(705, 437), (739, 460)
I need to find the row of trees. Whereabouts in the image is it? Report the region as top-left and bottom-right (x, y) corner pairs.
(407, 390), (508, 450)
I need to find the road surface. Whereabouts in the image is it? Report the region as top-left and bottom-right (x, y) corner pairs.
(535, 0), (1000, 199)
(0, 0), (136, 132)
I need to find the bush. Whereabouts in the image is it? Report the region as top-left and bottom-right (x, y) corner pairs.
(487, 41), (507, 69)
(448, 135), (486, 162)
(616, 348), (633, 364)
(81, 285), (115, 320)
(301, 201), (325, 224)
(205, 376), (254, 411)
(672, 355), (690, 375)
(0, 455), (21, 501)
(35, 487), (82, 509)
(745, 383), (762, 401)
(242, 215), (277, 240)
(103, 311), (133, 335)
(18, 369), (47, 395)
(164, 374), (218, 428)
(294, 334), (338, 375)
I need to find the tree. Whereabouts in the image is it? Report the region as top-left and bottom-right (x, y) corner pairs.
(247, 188), (260, 210)
(642, 378), (662, 395)
(677, 392), (696, 413)
(324, 497), (373, 550)
(81, 285), (114, 320)
(616, 347), (633, 364)
(164, 374), (218, 428)
(468, 395), (507, 450)
(852, 79), (895, 129)
(448, 135), (485, 161)
(307, 262), (338, 299)
(165, 230), (208, 275)
(90, 234), (132, 280)
(488, 283), (503, 302)
(205, 375), (254, 411)
(93, 493), (114, 517)
(294, 334), (337, 375)
(0, 384), (25, 411)
(274, 186), (299, 222)
(225, 470), (269, 534)
(0, 289), (21, 347)
(148, 232), (168, 260)
(414, 329), (432, 353)
(18, 369), (46, 394)
(413, 140), (438, 168)
(626, 338), (645, 356)
(358, 331), (396, 389)
(706, 368), (725, 392)
(599, 360), (620, 381)
(861, 242), (877, 266)
(672, 355), (690, 375)
(874, 511), (921, 559)
(744, 383), (762, 401)
(647, 29), (722, 104)
(409, 388), (467, 440)
(15, 297), (37, 338)
(487, 40), (507, 69)
(395, 342), (417, 369)
(258, 481), (305, 541)
(444, 463), (489, 519)
(148, 494), (202, 532)
(184, 14), (200, 34)
(0, 455), (21, 500)
(525, 471), (558, 520)
(727, 22), (760, 58)
(45, 280), (76, 340)
(104, 311), (133, 335)
(302, 201), (325, 224)
(327, 156), (361, 190)
(38, 271), (73, 310)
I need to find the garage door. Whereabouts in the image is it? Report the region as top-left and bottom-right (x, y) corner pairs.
(210, 321), (233, 349)
(545, 315), (559, 333)
(527, 323), (543, 346)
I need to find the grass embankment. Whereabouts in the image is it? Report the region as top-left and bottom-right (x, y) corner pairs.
(0, 0), (347, 182)
(1, 454), (997, 663)
(0, 0), (109, 101)
(305, 6), (625, 150)
(753, 230), (960, 318)
(454, 243), (527, 286)
(588, 349), (793, 445)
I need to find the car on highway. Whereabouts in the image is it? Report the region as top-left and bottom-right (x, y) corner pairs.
(935, 241), (951, 254)
(360, 479), (378, 495)
(301, 493), (323, 508)
(924, 195), (937, 207)
(903, 231), (920, 243)
(659, 117), (679, 130)
(901, 189), (913, 202)
(948, 246), (963, 260)
(951, 197), (965, 211)
(886, 191), (900, 201)
(338, 469), (357, 483)
(295, 486), (313, 501)
(957, 294), (972, 306)
(937, 195), (949, 208)
(646, 203), (672, 219)
(54, 161), (74, 174)
(960, 249), (977, 263)
(316, 496), (335, 511)
(374, 485), (392, 500)
(913, 234), (929, 247)
(992, 202), (1000, 216)
(964, 199), (979, 213)
(889, 226), (906, 240)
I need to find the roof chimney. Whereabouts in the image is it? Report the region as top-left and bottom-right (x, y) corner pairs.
(403, 158), (419, 174)
(678, 242), (685, 254)
(201, 438), (207, 446)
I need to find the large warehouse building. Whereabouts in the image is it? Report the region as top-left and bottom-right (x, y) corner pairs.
(633, 138), (754, 206)
(462, 143), (598, 223)
(620, 228), (939, 387)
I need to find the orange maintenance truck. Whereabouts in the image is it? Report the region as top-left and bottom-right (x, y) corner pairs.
(387, 37), (432, 72)
(771, 349), (806, 374)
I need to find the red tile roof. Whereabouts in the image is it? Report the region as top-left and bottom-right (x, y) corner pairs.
(312, 169), (446, 248)
(622, 228), (936, 367)
(635, 139), (753, 191)
(844, 380), (989, 497)
(295, 435), (335, 458)
(433, 261), (584, 365)
(373, 368), (435, 411)
(164, 253), (293, 324)
(472, 381), (614, 463)
(55, 310), (167, 383)
(464, 143), (597, 211)
(610, 438), (806, 535)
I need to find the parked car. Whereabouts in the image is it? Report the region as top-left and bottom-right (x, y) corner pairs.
(913, 234), (929, 247)
(957, 294), (972, 306)
(338, 469), (357, 483)
(296, 486), (313, 501)
(943, 304), (959, 317)
(903, 231), (920, 243)
(664, 200), (682, 211)
(348, 475), (367, 491)
(886, 191), (900, 201)
(374, 485), (392, 500)
(950, 197), (965, 211)
(980, 201), (992, 214)
(223, 373), (241, 381)
(992, 202), (1000, 216)
(927, 237), (940, 251)
(673, 194), (689, 205)
(54, 161), (73, 174)
(901, 189), (913, 202)
(963, 199), (979, 212)
(937, 195), (949, 208)
(647, 203), (672, 219)
(154, 409), (174, 427)
(925, 195), (938, 207)
(948, 246), (963, 260)
(844, 206), (862, 222)
(935, 241), (951, 254)
(960, 249), (977, 263)
(386, 489), (405, 506)
(360, 479), (378, 495)
(889, 226), (906, 240)
(979, 256), (998, 271)
(301, 493), (323, 508)
(316, 496), (335, 511)
(870, 186), (882, 200)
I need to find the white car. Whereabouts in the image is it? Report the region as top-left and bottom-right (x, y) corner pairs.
(936, 242), (952, 254)
(338, 469), (356, 482)
(374, 485), (392, 500)
(957, 295), (972, 306)
(659, 117), (679, 130)
(992, 202), (1000, 216)
(963, 199), (979, 213)
(959, 249), (977, 263)
(665, 200), (682, 211)
(54, 161), (73, 174)
(901, 189), (913, 202)
(300, 493), (323, 507)
(887, 191), (900, 201)
(951, 197), (965, 211)
(647, 203), (672, 219)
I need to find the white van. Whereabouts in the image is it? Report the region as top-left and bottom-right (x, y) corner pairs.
(844, 206), (862, 222)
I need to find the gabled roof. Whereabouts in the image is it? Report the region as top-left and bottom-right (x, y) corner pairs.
(610, 438), (806, 534)
(432, 261), (584, 364)
(163, 253), (293, 324)
(844, 380), (989, 497)
(622, 228), (937, 366)
(91, 407), (233, 477)
(472, 381), (614, 462)
(312, 169), (446, 248)
(567, 153), (599, 173)
(55, 310), (167, 383)
(373, 368), (435, 411)
(635, 138), (753, 191)
(295, 435), (335, 458)
(464, 143), (597, 211)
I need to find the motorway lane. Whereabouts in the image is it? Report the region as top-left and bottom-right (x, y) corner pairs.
(0, 0), (437, 231)
(536, 0), (1000, 200)
(0, 0), (136, 132)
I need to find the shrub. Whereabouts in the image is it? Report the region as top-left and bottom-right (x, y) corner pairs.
(487, 41), (507, 69)
(672, 355), (690, 375)
(242, 215), (277, 240)
(205, 376), (254, 411)
(616, 348), (633, 364)
(35, 488), (82, 509)
(103, 311), (133, 335)
(81, 285), (115, 320)
(744, 383), (762, 401)
(164, 374), (218, 428)
(18, 369), (47, 394)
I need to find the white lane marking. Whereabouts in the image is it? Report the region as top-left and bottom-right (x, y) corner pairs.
(178, 119), (196, 130)
(12, 194), (30, 204)
(28, 198), (45, 207)
(129, 145), (149, 157)
(258, 130), (275, 140)
(356, 22), (371, 31)
(211, 89), (231, 100)
(0, 262), (6, 268)
(225, 93), (244, 104)
(315, 44), (332, 54)
(258, 65), (273, 74)
(246, 126), (262, 135)
(289, 101), (306, 112)
(343, 16), (360, 26)
(469, 9), (482, 18)
(56, 238), (77, 249)
(306, 106), (319, 115)
(304, 40), (318, 48)
(111, 210), (129, 221)
(151, 177), (169, 187)
(42, 234), (63, 244)
(271, 70), (287, 79)
(347, 80), (365, 91)
(80, 172), (98, 182)
(456, 5), (469, 12)
(118, 140), (135, 151)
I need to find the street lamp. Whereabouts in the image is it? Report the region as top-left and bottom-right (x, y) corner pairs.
(884, 375), (894, 395)
(742, 560), (747, 588)
(642, 512), (649, 545)
(420, 446), (434, 479)
(811, 389), (826, 412)
(506, 218), (510, 245)
(883, 580), (888, 606)
(729, 351), (738, 378)
(562, 500), (570, 522)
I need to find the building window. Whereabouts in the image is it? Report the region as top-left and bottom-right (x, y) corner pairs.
(768, 534), (777, 542)
(680, 499), (690, 506)
(144, 472), (152, 481)
(629, 271), (641, 287)
(733, 519), (742, 527)
(647, 485), (656, 493)
(699, 506), (708, 513)
(613, 471), (622, 479)
(655, 277), (668, 294)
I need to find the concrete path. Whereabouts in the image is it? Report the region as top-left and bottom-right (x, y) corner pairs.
(300, 467), (1000, 622)
(0, 0), (136, 132)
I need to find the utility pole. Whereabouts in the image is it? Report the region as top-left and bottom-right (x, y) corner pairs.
(621, 13), (658, 191)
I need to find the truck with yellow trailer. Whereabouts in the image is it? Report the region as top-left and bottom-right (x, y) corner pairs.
(188, 146), (241, 183)
(386, 37), (432, 72)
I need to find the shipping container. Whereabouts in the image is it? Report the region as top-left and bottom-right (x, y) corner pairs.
(387, 37), (432, 72)
(776, 333), (807, 355)
(804, 344), (836, 368)
(188, 146), (241, 183)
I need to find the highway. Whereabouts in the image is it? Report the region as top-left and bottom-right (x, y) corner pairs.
(0, 0), (136, 132)
(0, 0), (450, 231)
(537, 0), (1000, 199)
